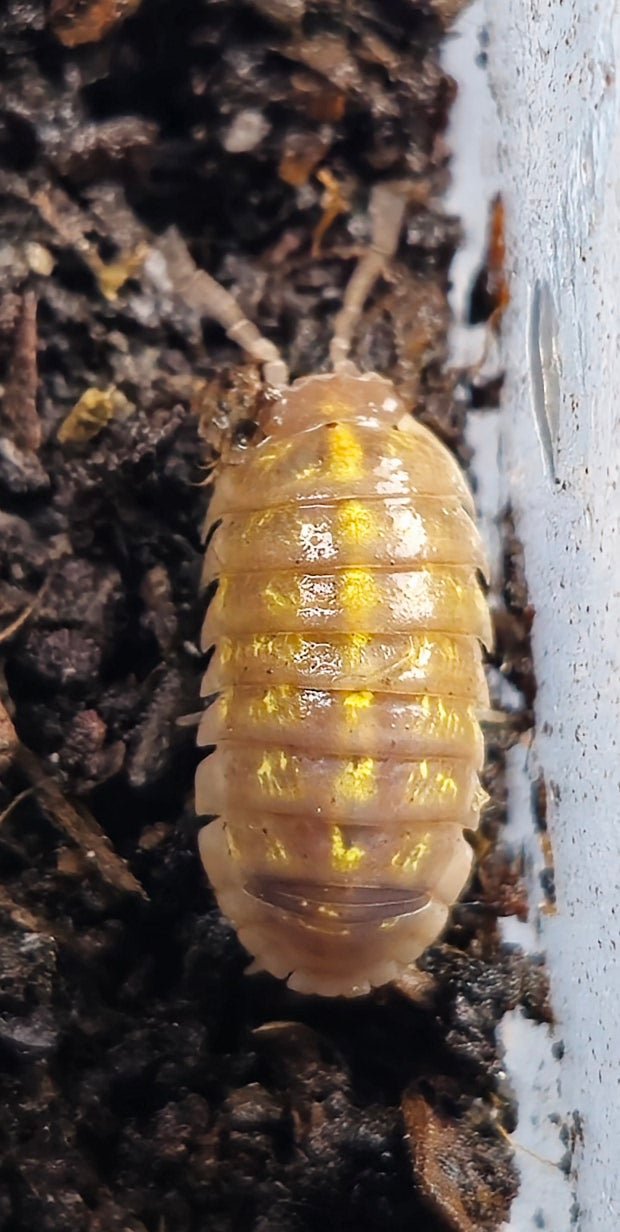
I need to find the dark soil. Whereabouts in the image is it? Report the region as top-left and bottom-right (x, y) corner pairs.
(0, 2), (542, 1230)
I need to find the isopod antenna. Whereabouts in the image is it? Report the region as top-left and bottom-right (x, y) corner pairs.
(329, 182), (409, 373)
(158, 227), (290, 389)
(197, 271), (289, 390)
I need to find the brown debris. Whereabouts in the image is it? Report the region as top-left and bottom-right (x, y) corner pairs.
(0, 700), (18, 777)
(426, 0), (471, 25)
(391, 966), (438, 1008)
(50, 0), (144, 47)
(0, 883), (56, 936)
(470, 195), (510, 333)
(278, 131), (331, 188)
(125, 668), (189, 790)
(534, 775), (557, 916)
(248, 0), (306, 24)
(291, 74), (347, 123)
(140, 565), (178, 656)
(51, 120), (158, 187)
(282, 34), (365, 94)
(59, 710), (126, 792)
(486, 196), (510, 327)
(477, 845), (529, 923)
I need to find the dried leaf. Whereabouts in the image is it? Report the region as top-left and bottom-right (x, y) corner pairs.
(291, 73), (347, 123)
(90, 242), (149, 301)
(50, 0), (144, 47)
(402, 1090), (516, 1232)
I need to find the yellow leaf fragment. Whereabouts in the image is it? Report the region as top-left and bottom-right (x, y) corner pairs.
(58, 386), (135, 445)
(90, 243), (149, 301)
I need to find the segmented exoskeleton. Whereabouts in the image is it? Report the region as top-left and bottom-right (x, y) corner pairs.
(196, 185), (491, 997)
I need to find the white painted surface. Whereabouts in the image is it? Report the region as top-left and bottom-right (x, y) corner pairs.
(444, 4), (620, 1227)
(483, 3), (620, 1230)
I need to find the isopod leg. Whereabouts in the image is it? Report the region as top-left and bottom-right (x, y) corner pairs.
(329, 182), (409, 372)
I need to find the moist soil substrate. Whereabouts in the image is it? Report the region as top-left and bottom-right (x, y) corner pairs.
(0, 3), (546, 1230)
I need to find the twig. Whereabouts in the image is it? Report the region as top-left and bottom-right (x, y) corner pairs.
(16, 746), (148, 901)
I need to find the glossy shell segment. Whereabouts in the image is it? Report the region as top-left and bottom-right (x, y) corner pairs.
(202, 564), (492, 641)
(199, 688), (484, 763)
(196, 373), (491, 996)
(197, 745), (483, 828)
(202, 631), (489, 700)
(204, 496), (489, 577)
(206, 419), (476, 521)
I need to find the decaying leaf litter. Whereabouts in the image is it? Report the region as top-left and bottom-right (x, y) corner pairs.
(0, 2), (546, 1229)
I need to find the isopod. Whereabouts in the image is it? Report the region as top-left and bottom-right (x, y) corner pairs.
(195, 183), (491, 997)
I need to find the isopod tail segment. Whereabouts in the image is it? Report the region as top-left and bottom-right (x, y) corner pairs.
(195, 181), (493, 998)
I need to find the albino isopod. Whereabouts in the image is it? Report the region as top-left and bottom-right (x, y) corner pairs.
(195, 184), (491, 997)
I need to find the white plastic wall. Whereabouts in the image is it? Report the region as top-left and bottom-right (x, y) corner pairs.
(487, 4), (620, 1230)
(446, 4), (620, 1228)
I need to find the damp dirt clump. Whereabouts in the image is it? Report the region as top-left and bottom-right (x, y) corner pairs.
(0, 2), (537, 1229)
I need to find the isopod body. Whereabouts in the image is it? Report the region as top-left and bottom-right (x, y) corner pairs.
(196, 370), (491, 997)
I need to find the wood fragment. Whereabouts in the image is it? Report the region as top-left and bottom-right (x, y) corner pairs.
(312, 168), (350, 254)
(0, 786), (35, 827)
(390, 967), (437, 1007)
(2, 292), (41, 453)
(0, 701), (18, 777)
(16, 746), (148, 901)
(0, 885), (59, 938)
(0, 884), (84, 952)
(486, 196), (510, 328)
(0, 574), (56, 647)
(403, 1091), (503, 1232)
(0, 598), (39, 645)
